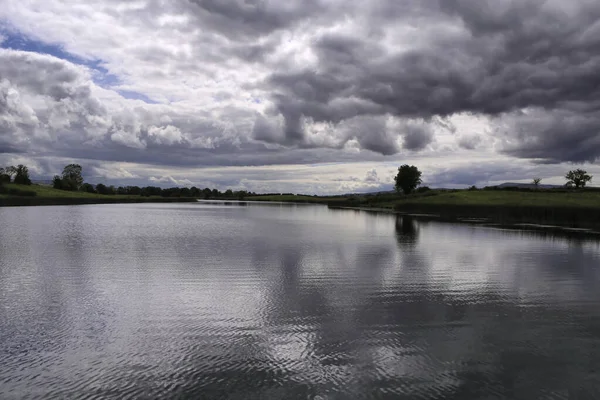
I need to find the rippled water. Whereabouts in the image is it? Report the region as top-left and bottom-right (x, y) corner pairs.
(1, 203), (600, 399)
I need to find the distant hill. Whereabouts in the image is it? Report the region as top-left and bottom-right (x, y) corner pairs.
(496, 182), (563, 189)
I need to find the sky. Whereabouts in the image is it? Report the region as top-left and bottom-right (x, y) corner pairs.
(1, 0), (600, 194)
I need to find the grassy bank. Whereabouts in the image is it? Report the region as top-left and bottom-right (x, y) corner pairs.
(0, 183), (197, 207)
(341, 190), (600, 229)
(248, 190), (600, 229)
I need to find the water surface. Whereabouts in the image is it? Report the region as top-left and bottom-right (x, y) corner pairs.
(1, 203), (600, 399)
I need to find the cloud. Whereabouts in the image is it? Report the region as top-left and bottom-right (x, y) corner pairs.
(1, 0), (600, 191)
(457, 134), (483, 150)
(365, 169), (379, 183)
(149, 175), (194, 187)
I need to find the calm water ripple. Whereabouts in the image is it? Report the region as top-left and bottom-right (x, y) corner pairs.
(1, 203), (600, 399)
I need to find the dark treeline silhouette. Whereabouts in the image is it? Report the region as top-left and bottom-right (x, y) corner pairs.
(85, 184), (254, 199)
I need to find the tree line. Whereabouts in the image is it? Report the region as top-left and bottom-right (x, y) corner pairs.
(1, 164), (255, 199)
(78, 184), (253, 199)
(51, 164), (255, 198)
(0, 165), (32, 185)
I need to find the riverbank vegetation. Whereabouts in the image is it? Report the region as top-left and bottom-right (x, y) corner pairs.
(2, 162), (600, 229)
(0, 163), (261, 206)
(248, 166), (600, 229)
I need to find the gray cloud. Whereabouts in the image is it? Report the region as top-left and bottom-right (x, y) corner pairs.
(257, 0), (600, 161)
(2, 0), (600, 191)
(183, 0), (326, 41)
(457, 134), (483, 150)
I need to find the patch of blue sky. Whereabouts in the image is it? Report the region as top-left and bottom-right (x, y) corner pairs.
(117, 90), (159, 104)
(1, 28), (157, 104)
(1, 28), (120, 85)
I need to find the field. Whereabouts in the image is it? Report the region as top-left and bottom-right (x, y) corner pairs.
(1, 183), (131, 198)
(392, 190), (600, 208)
(248, 189), (600, 209)
(248, 189), (600, 229)
(0, 183), (196, 206)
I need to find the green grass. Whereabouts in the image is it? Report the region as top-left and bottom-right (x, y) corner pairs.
(0, 183), (197, 206)
(2, 183), (149, 199)
(248, 190), (600, 209)
(393, 190), (600, 208)
(325, 189), (600, 229)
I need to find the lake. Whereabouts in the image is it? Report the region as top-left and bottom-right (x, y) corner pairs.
(1, 202), (600, 399)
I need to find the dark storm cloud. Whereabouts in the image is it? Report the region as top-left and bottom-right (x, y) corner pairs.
(500, 108), (600, 163)
(260, 0), (600, 162)
(402, 123), (434, 151)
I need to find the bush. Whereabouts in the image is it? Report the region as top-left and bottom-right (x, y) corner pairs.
(0, 185), (36, 197)
(80, 183), (96, 193)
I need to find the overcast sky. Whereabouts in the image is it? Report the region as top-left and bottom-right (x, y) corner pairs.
(1, 0), (600, 193)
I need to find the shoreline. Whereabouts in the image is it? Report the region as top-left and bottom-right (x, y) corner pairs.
(328, 204), (600, 236)
(0, 196), (198, 207)
(3, 194), (600, 237)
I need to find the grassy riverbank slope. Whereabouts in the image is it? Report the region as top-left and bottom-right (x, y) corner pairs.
(0, 183), (197, 207)
(251, 189), (600, 228)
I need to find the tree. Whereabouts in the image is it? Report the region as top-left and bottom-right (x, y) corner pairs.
(127, 186), (142, 195)
(13, 164), (31, 185)
(52, 175), (64, 190)
(394, 165), (422, 195)
(61, 164), (83, 191)
(4, 166), (17, 181)
(533, 178), (542, 188)
(96, 183), (108, 195)
(81, 183), (96, 193)
(141, 186), (162, 197)
(190, 187), (201, 197)
(0, 167), (10, 184)
(565, 169), (592, 189)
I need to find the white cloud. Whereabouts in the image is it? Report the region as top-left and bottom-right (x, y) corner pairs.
(1, 0), (599, 192)
(365, 169), (379, 183)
